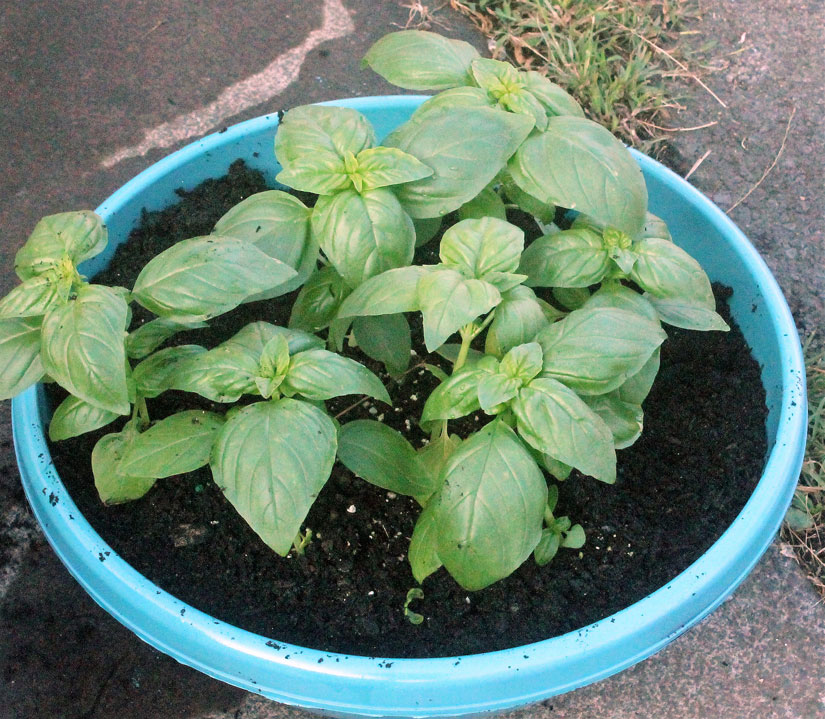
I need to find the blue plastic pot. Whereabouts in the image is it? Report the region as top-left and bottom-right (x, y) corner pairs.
(12, 96), (806, 717)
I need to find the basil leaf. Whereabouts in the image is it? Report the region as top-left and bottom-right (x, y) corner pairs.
(630, 238), (729, 331)
(562, 523), (586, 548)
(224, 321), (324, 357)
(640, 211), (672, 241)
(537, 306), (666, 395)
(408, 87), (495, 124)
(386, 106), (534, 218)
(168, 344), (259, 403)
(0, 315), (44, 400)
(583, 393), (644, 449)
(354, 147), (433, 191)
(484, 285), (559, 357)
(482, 271), (528, 294)
(213, 190), (316, 299)
(338, 420), (437, 499)
(362, 30), (480, 90)
(420, 368), (487, 422)
(289, 266), (348, 332)
(133, 345), (206, 399)
(41, 285), (130, 414)
(48, 395), (119, 441)
(519, 228), (609, 288)
(409, 503), (443, 583)
(92, 431), (156, 505)
(337, 266), (430, 318)
(553, 286), (590, 310)
(211, 399), (337, 556)
(418, 268), (501, 351)
(615, 348), (660, 406)
(0, 274), (68, 319)
(500, 342), (543, 384)
(470, 58), (546, 129)
(477, 373), (520, 412)
(281, 349), (390, 404)
(417, 431), (461, 487)
(132, 236), (297, 322)
(353, 313), (411, 376)
(513, 377), (616, 483)
(439, 217), (524, 280)
(534, 529), (561, 566)
(508, 116), (647, 237)
(429, 420), (547, 591)
(259, 335), (290, 379)
(274, 105), (375, 192)
(125, 318), (208, 359)
(522, 71), (584, 118)
(584, 282), (659, 320)
(457, 186), (507, 222)
(15, 211), (107, 281)
(413, 216), (442, 248)
(118, 410), (225, 478)
(311, 188), (415, 288)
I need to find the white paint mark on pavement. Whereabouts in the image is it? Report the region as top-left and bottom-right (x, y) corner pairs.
(101, 0), (354, 169)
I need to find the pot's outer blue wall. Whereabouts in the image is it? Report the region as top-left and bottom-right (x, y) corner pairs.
(12, 96), (807, 718)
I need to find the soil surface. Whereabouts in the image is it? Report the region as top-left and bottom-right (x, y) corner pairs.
(46, 162), (767, 658)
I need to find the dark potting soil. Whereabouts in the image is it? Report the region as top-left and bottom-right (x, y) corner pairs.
(46, 161), (768, 658)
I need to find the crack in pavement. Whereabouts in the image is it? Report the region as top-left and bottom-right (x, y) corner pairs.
(100, 0), (354, 169)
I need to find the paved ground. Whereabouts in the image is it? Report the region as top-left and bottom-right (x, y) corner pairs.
(0, 1), (823, 717)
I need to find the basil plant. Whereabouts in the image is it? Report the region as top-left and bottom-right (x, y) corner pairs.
(0, 29), (729, 594)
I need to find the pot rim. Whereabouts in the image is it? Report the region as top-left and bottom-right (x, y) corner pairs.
(11, 95), (807, 717)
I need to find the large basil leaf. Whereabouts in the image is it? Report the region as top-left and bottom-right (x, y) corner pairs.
(41, 285), (130, 414)
(429, 420), (547, 591)
(132, 236), (297, 322)
(519, 228), (609, 288)
(338, 420), (438, 499)
(385, 106), (534, 218)
(211, 399), (337, 555)
(439, 217), (524, 280)
(408, 503), (443, 583)
(311, 188), (415, 288)
(132, 345), (206, 399)
(15, 211), (107, 281)
(289, 266), (348, 332)
(513, 377), (616, 483)
(118, 410), (225, 478)
(508, 116), (647, 237)
(418, 268), (501, 351)
(583, 282), (659, 320)
(484, 285), (560, 357)
(408, 87), (495, 123)
(281, 349), (390, 404)
(337, 266), (430, 319)
(353, 313), (411, 376)
(537, 306), (666, 395)
(92, 431), (156, 505)
(362, 30), (480, 90)
(49, 395), (119, 441)
(583, 393), (644, 449)
(0, 315), (45, 400)
(630, 238), (729, 331)
(125, 317), (207, 359)
(213, 190), (316, 299)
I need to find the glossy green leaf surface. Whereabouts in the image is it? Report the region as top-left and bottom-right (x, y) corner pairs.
(289, 266), (348, 332)
(133, 345), (207, 399)
(92, 431), (156, 505)
(429, 420), (547, 590)
(48, 395), (119, 441)
(40, 285), (130, 414)
(0, 315), (44, 400)
(281, 349), (390, 404)
(519, 228), (609, 288)
(211, 399), (337, 555)
(125, 318), (207, 359)
(439, 217), (524, 280)
(513, 377), (616, 482)
(353, 313), (411, 376)
(337, 266), (430, 318)
(132, 236), (296, 322)
(362, 30), (479, 90)
(119, 410), (225, 478)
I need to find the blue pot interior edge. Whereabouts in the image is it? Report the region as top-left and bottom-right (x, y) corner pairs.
(13, 95), (806, 717)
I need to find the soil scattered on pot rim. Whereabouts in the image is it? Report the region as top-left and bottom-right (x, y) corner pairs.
(46, 161), (768, 658)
